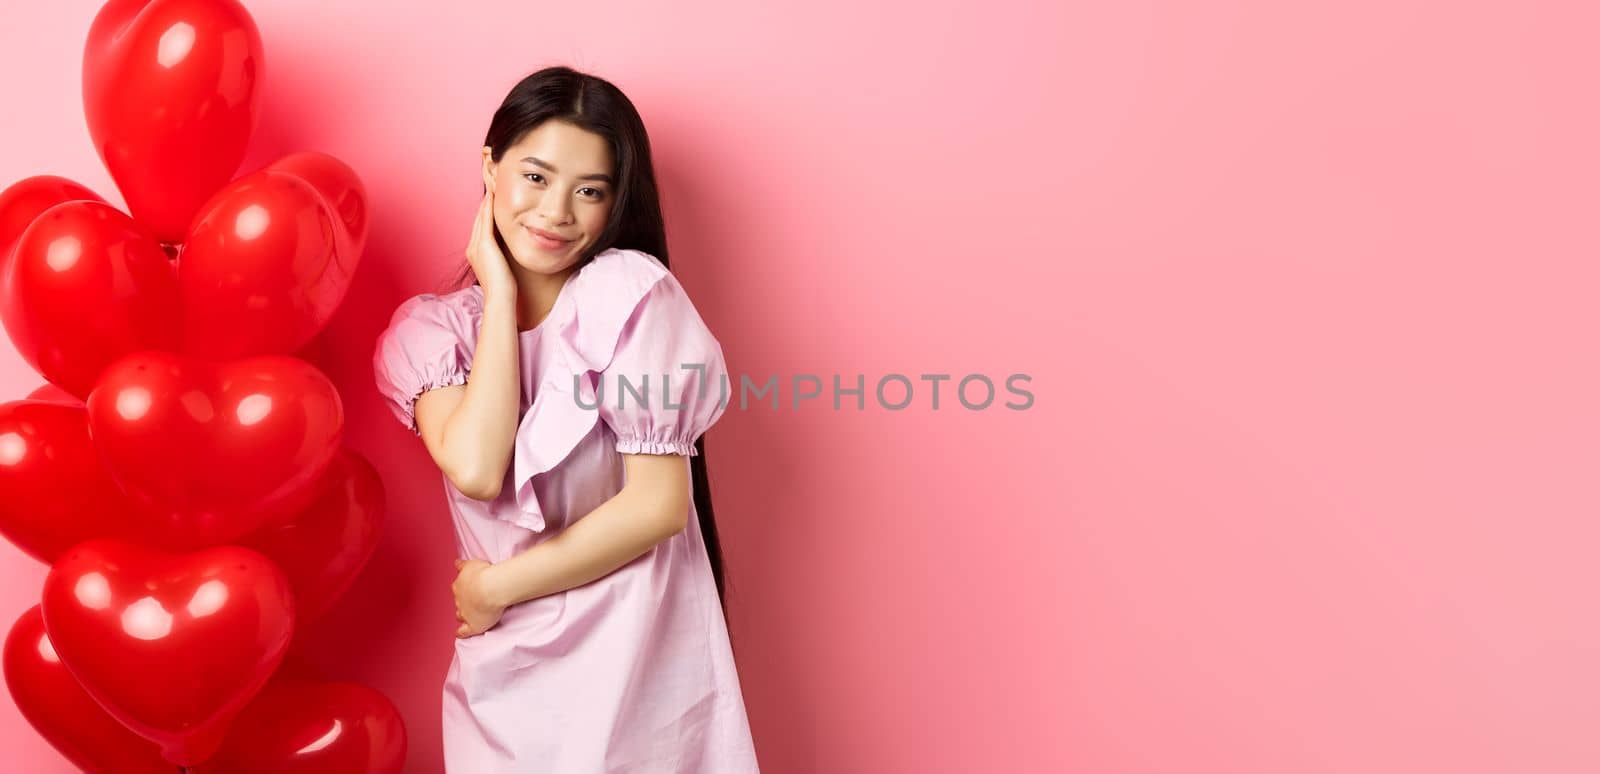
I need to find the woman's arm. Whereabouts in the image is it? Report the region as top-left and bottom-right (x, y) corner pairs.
(415, 191), (522, 501)
(482, 453), (692, 608)
(414, 286), (520, 501)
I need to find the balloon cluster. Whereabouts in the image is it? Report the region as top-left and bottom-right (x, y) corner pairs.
(0, 1), (405, 771)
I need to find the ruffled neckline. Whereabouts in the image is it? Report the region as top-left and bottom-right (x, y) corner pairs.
(473, 246), (675, 534)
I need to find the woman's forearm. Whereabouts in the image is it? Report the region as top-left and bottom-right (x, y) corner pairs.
(440, 288), (521, 499)
(483, 480), (688, 608)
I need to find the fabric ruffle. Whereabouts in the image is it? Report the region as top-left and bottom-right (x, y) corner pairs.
(375, 247), (721, 535)
(506, 248), (674, 533)
(614, 436), (700, 456)
(372, 291), (479, 437)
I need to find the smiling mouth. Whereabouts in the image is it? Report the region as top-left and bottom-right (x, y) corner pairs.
(526, 226), (571, 243)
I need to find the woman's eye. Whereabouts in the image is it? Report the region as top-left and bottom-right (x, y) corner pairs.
(523, 174), (602, 200)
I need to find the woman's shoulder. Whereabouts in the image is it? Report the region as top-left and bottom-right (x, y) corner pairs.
(570, 247), (674, 297)
(372, 285), (486, 369)
(568, 247), (712, 325)
(380, 248), (683, 352)
(385, 284), (485, 332)
(371, 284), (482, 418)
(559, 247), (718, 374)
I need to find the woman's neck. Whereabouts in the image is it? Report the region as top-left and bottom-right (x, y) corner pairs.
(511, 264), (578, 332)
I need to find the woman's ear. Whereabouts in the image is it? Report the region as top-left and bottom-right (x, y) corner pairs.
(481, 146), (495, 189)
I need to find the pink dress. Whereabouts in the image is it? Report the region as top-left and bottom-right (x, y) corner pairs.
(371, 247), (759, 772)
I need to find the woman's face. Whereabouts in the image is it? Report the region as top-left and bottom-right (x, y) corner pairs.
(481, 119), (617, 275)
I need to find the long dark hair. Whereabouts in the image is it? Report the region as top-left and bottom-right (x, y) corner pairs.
(446, 66), (731, 616)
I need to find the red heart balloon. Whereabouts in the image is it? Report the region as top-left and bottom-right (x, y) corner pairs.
(25, 383), (83, 405)
(268, 151), (370, 258)
(0, 400), (148, 564)
(41, 540), (296, 767)
(241, 447), (385, 622)
(0, 200), (181, 399)
(179, 152), (366, 359)
(0, 175), (106, 266)
(3, 605), (173, 773)
(86, 350), (344, 548)
(26, 380), (83, 404)
(83, 0), (264, 243)
(191, 676), (407, 773)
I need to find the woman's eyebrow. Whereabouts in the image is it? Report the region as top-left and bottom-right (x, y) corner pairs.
(520, 156), (614, 183)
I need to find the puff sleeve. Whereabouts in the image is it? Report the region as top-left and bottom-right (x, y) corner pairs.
(371, 292), (477, 436)
(595, 274), (730, 456)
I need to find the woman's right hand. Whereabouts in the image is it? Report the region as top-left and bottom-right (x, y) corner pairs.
(467, 189), (517, 298)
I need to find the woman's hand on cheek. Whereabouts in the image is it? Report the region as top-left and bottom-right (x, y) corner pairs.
(453, 558), (508, 638)
(466, 189), (518, 299)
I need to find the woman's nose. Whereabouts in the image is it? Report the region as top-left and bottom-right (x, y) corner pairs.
(538, 194), (572, 225)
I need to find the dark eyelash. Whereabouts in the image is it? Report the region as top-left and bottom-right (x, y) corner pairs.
(523, 173), (605, 199)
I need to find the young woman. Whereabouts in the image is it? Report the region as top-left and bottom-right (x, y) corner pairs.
(372, 65), (758, 772)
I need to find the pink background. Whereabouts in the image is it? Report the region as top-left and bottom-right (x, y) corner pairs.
(3, 0), (1599, 771)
